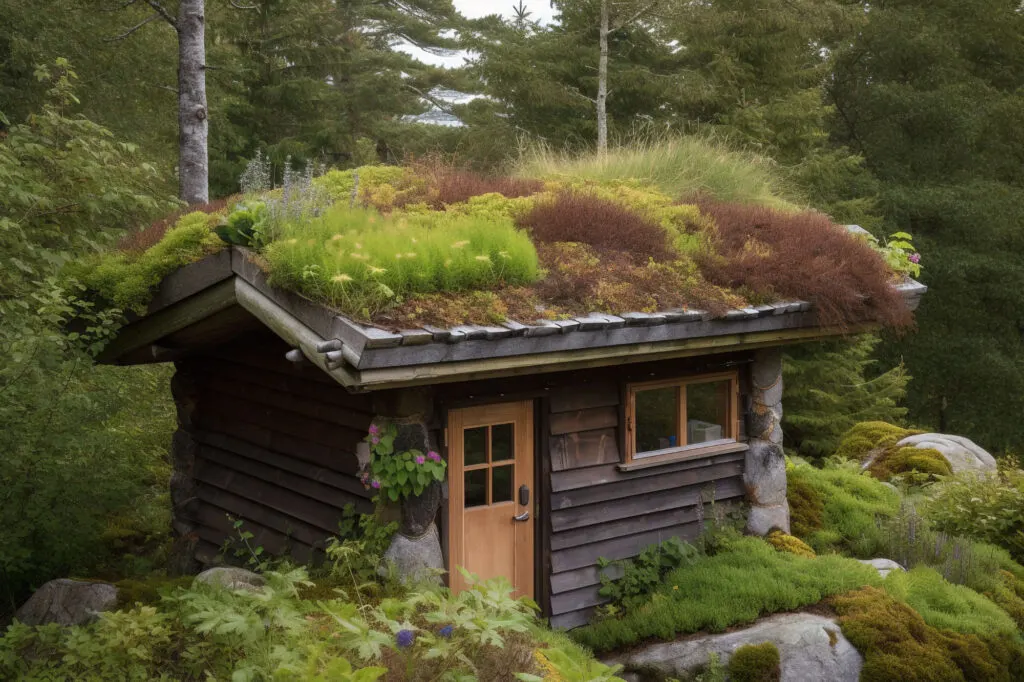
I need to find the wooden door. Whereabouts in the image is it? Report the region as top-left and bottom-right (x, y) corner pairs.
(447, 401), (534, 598)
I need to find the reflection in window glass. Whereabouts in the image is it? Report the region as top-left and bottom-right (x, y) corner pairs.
(686, 380), (730, 444)
(464, 426), (487, 466)
(464, 469), (487, 507)
(492, 465), (514, 503)
(492, 423), (514, 461)
(635, 386), (678, 453)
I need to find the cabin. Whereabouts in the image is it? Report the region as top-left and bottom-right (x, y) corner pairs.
(89, 168), (926, 628)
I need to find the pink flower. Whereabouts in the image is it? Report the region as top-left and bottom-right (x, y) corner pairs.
(427, 451), (441, 462)
(368, 424), (380, 436)
(371, 480), (381, 489)
(371, 436), (380, 445)
(909, 253), (921, 264)
(415, 455), (425, 465)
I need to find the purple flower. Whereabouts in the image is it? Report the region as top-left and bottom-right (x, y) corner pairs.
(371, 480), (381, 489)
(371, 436), (380, 445)
(415, 455), (425, 465)
(396, 629), (415, 648)
(368, 424), (380, 436)
(909, 253), (921, 264)
(438, 625), (454, 639)
(427, 451), (441, 462)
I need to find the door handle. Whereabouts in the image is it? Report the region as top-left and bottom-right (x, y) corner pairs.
(513, 511), (530, 522)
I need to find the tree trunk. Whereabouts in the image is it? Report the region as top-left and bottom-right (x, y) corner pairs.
(177, 0), (209, 204)
(596, 0), (609, 155)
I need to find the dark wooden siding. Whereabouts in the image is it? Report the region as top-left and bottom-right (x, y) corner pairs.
(180, 334), (373, 565)
(544, 360), (749, 630)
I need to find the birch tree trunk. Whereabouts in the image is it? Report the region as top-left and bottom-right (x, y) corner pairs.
(177, 0), (209, 204)
(596, 0), (609, 156)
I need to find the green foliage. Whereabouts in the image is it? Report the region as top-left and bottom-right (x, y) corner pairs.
(362, 423), (447, 502)
(868, 446), (951, 483)
(324, 506), (399, 597)
(862, 232), (922, 279)
(263, 203), (539, 319)
(786, 461), (901, 557)
(765, 530), (816, 558)
(597, 538), (700, 612)
(783, 338), (912, 459)
(834, 421), (919, 462)
(831, 586), (1019, 682)
(922, 469), (1024, 563)
(726, 643), (781, 682)
(572, 533), (880, 653)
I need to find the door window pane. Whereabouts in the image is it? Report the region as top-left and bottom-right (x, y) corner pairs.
(686, 380), (730, 444)
(492, 423), (514, 461)
(464, 426), (487, 466)
(492, 465), (514, 503)
(635, 386), (678, 453)
(464, 469), (487, 507)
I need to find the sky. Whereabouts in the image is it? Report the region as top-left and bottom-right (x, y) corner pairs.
(397, 0), (557, 68)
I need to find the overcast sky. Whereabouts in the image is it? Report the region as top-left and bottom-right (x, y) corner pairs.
(397, 0), (557, 68)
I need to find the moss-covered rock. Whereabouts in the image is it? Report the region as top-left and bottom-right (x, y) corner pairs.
(868, 446), (952, 482)
(726, 642), (781, 682)
(766, 530), (816, 558)
(834, 422), (920, 461)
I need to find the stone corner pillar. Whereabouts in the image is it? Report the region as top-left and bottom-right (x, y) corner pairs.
(371, 389), (446, 585)
(744, 349), (790, 535)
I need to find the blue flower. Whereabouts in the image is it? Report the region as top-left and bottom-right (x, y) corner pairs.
(396, 629), (415, 648)
(438, 625), (454, 639)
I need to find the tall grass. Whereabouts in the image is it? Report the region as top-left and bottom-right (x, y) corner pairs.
(515, 135), (799, 209)
(263, 206), (539, 319)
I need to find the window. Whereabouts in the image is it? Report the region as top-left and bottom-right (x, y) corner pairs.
(626, 372), (739, 461)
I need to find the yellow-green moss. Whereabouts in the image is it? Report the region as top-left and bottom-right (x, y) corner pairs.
(766, 530), (817, 558)
(834, 421), (920, 461)
(786, 469), (825, 538)
(727, 642), (781, 682)
(868, 446), (952, 482)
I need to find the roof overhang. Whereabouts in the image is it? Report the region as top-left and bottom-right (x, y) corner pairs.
(98, 247), (927, 392)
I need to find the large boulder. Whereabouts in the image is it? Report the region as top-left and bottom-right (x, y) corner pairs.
(896, 433), (997, 474)
(608, 612), (862, 682)
(194, 566), (265, 591)
(15, 579), (118, 626)
(858, 558), (905, 579)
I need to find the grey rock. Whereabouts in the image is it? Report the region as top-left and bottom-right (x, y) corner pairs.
(383, 522), (445, 585)
(15, 579), (119, 626)
(607, 612), (862, 682)
(195, 566), (265, 591)
(744, 441), (788, 507)
(858, 558), (905, 579)
(747, 502), (791, 536)
(896, 433), (998, 474)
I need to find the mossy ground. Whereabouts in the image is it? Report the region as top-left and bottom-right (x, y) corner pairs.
(726, 642), (781, 682)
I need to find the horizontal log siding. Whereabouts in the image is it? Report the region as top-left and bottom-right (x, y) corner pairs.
(545, 369), (748, 630)
(180, 336), (373, 565)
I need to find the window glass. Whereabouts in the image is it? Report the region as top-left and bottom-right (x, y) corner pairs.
(492, 423), (514, 461)
(492, 465), (514, 503)
(464, 469), (487, 507)
(635, 386), (678, 453)
(686, 380), (730, 444)
(464, 426), (487, 466)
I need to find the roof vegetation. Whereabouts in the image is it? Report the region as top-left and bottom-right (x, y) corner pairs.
(74, 138), (915, 328)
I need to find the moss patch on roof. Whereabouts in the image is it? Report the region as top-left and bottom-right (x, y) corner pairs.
(77, 142), (912, 330)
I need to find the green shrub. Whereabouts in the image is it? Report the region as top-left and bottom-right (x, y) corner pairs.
(726, 643), (781, 682)
(571, 533), (880, 653)
(922, 468), (1024, 563)
(262, 205), (539, 319)
(766, 530), (816, 558)
(834, 421), (919, 461)
(597, 537), (700, 612)
(787, 461), (900, 556)
(867, 446), (951, 482)
(831, 586), (1018, 682)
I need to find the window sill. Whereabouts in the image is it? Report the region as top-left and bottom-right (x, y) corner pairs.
(617, 441), (749, 472)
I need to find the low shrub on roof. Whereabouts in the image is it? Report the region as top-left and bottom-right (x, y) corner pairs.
(82, 139), (916, 327)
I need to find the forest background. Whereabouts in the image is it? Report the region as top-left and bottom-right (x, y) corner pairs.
(2, 0), (1023, 614)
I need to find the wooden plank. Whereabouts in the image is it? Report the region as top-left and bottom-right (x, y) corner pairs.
(194, 521), (316, 566)
(198, 443), (368, 512)
(193, 430), (368, 499)
(551, 584), (605, 615)
(550, 564), (621, 596)
(551, 519), (706, 573)
(194, 459), (348, 533)
(549, 608), (595, 630)
(551, 505), (701, 551)
(550, 476), (745, 533)
(147, 250), (233, 314)
(550, 429), (620, 472)
(552, 459), (744, 511)
(549, 382), (619, 414)
(196, 355), (370, 405)
(549, 406), (618, 436)
(550, 449), (746, 493)
(194, 481), (338, 548)
(617, 442), (748, 472)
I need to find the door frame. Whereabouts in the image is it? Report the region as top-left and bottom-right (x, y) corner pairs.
(445, 399), (536, 598)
